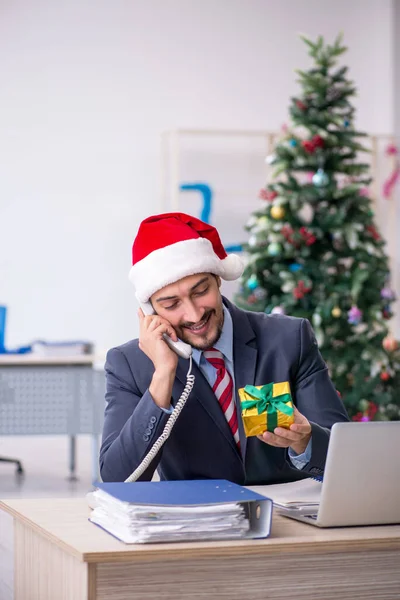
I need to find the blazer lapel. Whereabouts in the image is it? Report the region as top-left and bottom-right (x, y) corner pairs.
(172, 298), (257, 470)
(174, 357), (242, 460)
(226, 300), (258, 459)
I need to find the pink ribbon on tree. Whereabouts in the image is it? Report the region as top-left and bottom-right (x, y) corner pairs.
(383, 143), (400, 199)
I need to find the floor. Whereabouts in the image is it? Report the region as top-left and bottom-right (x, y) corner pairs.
(0, 435), (96, 499)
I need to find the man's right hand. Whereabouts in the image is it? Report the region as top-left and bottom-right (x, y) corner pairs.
(138, 308), (179, 373)
(138, 308), (179, 409)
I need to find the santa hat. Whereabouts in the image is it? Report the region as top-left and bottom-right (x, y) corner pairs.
(129, 212), (244, 311)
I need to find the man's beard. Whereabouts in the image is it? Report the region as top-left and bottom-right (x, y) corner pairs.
(178, 308), (224, 351)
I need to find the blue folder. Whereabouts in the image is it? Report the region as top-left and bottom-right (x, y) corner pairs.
(94, 479), (273, 539)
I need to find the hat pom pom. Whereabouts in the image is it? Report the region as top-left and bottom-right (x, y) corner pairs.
(220, 253), (244, 280)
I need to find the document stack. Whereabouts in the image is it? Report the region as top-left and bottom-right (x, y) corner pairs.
(89, 479), (272, 544)
(31, 340), (93, 356)
(249, 478), (322, 511)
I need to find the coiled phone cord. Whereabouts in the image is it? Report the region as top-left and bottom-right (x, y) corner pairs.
(124, 356), (195, 483)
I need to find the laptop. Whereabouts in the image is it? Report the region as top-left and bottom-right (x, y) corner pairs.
(265, 421), (400, 528)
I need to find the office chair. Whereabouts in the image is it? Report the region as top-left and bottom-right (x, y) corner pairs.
(0, 307), (24, 475)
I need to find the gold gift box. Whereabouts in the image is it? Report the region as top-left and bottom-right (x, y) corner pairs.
(238, 381), (294, 437)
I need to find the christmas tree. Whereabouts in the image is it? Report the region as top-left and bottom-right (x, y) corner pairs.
(235, 34), (400, 422)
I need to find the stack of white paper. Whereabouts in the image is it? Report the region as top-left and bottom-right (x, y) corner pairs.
(249, 478), (322, 511)
(31, 340), (92, 356)
(88, 480), (272, 544)
(90, 490), (249, 543)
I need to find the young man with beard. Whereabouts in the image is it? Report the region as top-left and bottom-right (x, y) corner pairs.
(100, 213), (348, 484)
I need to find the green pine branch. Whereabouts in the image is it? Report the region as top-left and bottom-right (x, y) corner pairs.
(237, 33), (400, 421)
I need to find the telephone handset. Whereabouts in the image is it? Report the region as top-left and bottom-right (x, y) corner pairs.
(139, 302), (192, 359)
(123, 302), (195, 483)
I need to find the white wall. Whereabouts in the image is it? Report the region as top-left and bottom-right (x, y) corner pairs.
(0, 0), (395, 354)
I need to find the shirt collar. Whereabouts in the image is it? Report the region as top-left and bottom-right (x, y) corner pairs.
(192, 304), (233, 365)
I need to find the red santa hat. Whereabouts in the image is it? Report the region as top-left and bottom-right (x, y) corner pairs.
(129, 212), (244, 311)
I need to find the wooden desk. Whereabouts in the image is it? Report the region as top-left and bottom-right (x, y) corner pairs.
(0, 354), (104, 480)
(1, 498), (399, 600)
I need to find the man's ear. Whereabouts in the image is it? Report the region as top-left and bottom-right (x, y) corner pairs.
(215, 275), (222, 288)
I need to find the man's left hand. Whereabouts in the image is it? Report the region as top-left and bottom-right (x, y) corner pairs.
(257, 406), (312, 455)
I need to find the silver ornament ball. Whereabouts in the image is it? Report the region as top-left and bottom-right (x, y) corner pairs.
(312, 168), (329, 187)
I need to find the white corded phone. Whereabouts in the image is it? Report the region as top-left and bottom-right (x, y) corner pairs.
(123, 302), (195, 482)
(86, 302), (195, 512)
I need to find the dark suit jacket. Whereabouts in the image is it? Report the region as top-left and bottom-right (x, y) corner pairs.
(100, 298), (349, 484)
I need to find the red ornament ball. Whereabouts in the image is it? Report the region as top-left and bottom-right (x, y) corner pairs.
(302, 140), (315, 154)
(382, 335), (399, 352)
(380, 371), (390, 382)
(312, 135), (324, 149)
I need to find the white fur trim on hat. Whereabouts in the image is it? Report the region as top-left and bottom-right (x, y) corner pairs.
(129, 238), (244, 303)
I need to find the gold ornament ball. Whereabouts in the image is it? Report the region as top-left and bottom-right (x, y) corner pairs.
(331, 307), (342, 318)
(270, 205), (286, 220)
(382, 335), (399, 352)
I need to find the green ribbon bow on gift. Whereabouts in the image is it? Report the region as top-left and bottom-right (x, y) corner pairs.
(241, 383), (293, 432)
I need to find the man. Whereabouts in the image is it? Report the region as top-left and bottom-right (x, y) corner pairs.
(100, 212), (349, 484)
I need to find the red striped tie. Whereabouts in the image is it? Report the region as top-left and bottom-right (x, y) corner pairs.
(203, 348), (240, 448)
